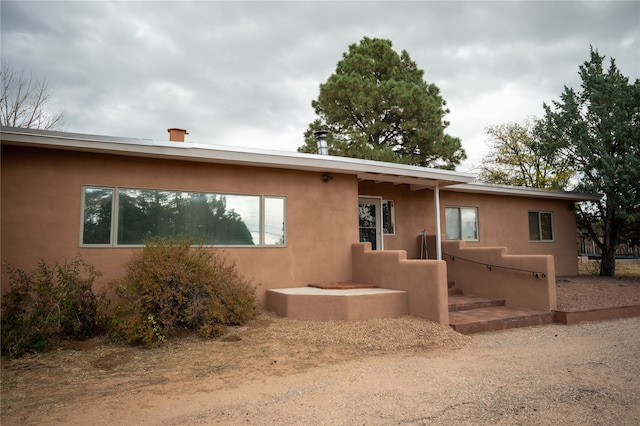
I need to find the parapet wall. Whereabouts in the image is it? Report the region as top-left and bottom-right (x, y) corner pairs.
(442, 241), (557, 311)
(351, 243), (449, 325)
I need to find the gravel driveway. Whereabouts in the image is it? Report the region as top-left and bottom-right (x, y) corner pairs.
(2, 275), (639, 425)
(167, 317), (640, 425)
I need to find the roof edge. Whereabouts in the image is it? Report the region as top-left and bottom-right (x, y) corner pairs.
(446, 182), (602, 201)
(0, 126), (476, 187)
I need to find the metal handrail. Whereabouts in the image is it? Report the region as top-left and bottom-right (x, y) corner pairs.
(443, 252), (547, 279)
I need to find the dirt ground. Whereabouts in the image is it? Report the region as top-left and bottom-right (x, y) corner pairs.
(2, 275), (640, 425)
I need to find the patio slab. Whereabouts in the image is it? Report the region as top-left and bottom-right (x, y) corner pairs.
(266, 287), (408, 321)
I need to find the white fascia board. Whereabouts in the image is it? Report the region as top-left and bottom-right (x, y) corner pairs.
(1, 126), (476, 187)
(447, 182), (602, 201)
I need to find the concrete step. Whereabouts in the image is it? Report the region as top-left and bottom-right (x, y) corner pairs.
(266, 287), (408, 321)
(449, 306), (553, 335)
(448, 294), (505, 312)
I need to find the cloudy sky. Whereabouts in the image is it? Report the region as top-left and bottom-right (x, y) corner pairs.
(2, 1), (638, 172)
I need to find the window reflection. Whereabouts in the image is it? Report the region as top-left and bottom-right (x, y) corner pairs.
(529, 211), (554, 241)
(82, 188), (113, 245)
(445, 207), (461, 240)
(264, 197), (285, 245)
(81, 186), (284, 247)
(446, 206), (478, 241)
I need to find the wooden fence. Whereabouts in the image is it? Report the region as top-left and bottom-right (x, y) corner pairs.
(577, 235), (640, 258)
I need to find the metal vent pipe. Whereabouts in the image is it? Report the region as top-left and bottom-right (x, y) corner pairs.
(314, 130), (329, 155)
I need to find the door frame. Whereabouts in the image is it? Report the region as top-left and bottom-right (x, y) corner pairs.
(358, 196), (383, 250)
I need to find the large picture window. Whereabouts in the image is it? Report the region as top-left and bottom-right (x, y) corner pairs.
(81, 186), (285, 247)
(528, 211), (554, 241)
(445, 206), (478, 241)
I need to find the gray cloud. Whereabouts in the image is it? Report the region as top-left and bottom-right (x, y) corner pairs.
(2, 1), (638, 171)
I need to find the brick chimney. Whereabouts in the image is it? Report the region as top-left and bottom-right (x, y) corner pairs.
(167, 128), (188, 142)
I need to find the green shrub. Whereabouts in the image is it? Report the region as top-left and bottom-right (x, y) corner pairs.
(1, 256), (102, 358)
(102, 237), (257, 347)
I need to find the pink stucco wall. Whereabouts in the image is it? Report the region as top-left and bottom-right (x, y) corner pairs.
(438, 190), (579, 276)
(442, 240), (557, 311)
(2, 143), (580, 313)
(358, 181), (433, 258)
(357, 182), (579, 276)
(1, 145), (358, 306)
(351, 243), (449, 325)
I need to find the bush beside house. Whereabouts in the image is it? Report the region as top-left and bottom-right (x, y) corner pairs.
(102, 237), (257, 346)
(1, 238), (257, 358)
(1, 256), (101, 358)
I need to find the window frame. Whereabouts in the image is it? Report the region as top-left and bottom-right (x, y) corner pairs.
(528, 210), (555, 242)
(80, 186), (116, 247)
(382, 199), (396, 235)
(445, 206), (479, 241)
(79, 185), (286, 248)
(262, 196), (287, 246)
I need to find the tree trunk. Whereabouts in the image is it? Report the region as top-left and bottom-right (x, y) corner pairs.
(599, 208), (619, 277)
(599, 244), (616, 277)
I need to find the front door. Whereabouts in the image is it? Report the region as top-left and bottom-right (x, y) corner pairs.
(358, 197), (382, 250)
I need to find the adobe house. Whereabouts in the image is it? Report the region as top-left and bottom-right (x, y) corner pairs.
(0, 126), (599, 333)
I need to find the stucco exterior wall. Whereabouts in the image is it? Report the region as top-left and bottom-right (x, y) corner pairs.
(442, 241), (557, 310)
(438, 190), (579, 276)
(356, 183), (578, 276)
(357, 181), (434, 259)
(1, 145), (359, 306)
(351, 243), (449, 325)
(2, 141), (582, 315)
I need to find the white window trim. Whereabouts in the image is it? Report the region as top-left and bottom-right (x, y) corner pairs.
(445, 206), (479, 242)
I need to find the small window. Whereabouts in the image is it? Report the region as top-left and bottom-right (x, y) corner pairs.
(445, 207), (478, 241)
(382, 200), (395, 234)
(264, 197), (286, 245)
(529, 211), (554, 241)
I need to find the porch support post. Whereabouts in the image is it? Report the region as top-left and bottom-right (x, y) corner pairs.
(434, 185), (442, 260)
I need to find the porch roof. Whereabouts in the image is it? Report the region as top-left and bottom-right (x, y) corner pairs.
(1, 126), (475, 188)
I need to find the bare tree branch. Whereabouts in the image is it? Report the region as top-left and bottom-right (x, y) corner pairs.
(1, 63), (66, 130)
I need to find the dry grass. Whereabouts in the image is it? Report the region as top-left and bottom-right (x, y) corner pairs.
(578, 259), (640, 279)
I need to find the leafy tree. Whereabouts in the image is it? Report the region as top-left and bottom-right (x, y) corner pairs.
(477, 119), (575, 189)
(537, 47), (640, 277)
(1, 63), (66, 130)
(298, 37), (466, 169)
